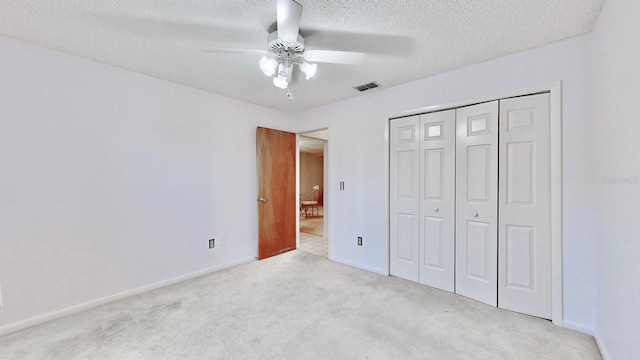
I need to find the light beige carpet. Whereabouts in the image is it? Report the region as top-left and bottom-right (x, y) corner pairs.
(0, 251), (601, 359)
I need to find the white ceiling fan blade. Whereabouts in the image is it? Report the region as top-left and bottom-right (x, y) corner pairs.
(303, 50), (365, 65)
(200, 47), (267, 56)
(277, 0), (303, 43)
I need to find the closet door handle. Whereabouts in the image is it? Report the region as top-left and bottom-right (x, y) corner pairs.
(258, 197), (267, 203)
(473, 211), (479, 217)
(434, 207), (439, 212)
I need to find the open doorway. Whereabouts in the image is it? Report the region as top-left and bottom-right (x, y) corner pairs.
(298, 129), (328, 258)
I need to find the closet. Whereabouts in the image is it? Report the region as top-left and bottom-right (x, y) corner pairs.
(390, 92), (552, 319)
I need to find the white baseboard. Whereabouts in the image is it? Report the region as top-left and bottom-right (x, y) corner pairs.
(562, 321), (611, 360)
(594, 331), (612, 360)
(329, 255), (386, 276)
(561, 319), (596, 336)
(0, 256), (255, 337)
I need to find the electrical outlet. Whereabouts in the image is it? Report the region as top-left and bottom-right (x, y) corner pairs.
(220, 237), (225, 246)
(209, 239), (215, 249)
(357, 236), (363, 246)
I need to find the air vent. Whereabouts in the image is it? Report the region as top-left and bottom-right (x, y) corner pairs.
(354, 81), (380, 92)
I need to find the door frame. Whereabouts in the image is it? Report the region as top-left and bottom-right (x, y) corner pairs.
(296, 128), (330, 258)
(387, 81), (563, 325)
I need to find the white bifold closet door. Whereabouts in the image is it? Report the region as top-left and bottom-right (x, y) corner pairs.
(419, 110), (455, 291)
(455, 101), (499, 307)
(498, 93), (552, 319)
(390, 116), (420, 282)
(390, 112), (456, 292)
(390, 93), (553, 319)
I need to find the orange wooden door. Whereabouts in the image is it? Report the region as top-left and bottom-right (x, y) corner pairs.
(257, 127), (296, 259)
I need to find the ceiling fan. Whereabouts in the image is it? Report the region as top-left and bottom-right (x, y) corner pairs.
(200, 0), (365, 96)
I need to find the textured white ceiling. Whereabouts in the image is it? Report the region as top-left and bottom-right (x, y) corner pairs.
(0, 0), (603, 113)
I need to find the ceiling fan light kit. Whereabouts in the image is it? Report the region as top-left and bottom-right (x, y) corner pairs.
(260, 55), (317, 89)
(300, 62), (317, 80)
(260, 34), (318, 90)
(201, 0), (365, 99)
(273, 70), (289, 89)
(259, 56), (278, 76)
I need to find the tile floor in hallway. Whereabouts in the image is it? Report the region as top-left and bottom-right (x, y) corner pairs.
(299, 232), (327, 257)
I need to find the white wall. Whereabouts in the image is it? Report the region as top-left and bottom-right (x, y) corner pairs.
(0, 36), (286, 332)
(289, 35), (597, 331)
(591, 0), (640, 358)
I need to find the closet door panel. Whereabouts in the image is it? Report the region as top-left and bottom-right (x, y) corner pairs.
(455, 101), (499, 306)
(419, 110), (455, 292)
(390, 116), (420, 282)
(465, 220), (491, 280)
(498, 93), (552, 319)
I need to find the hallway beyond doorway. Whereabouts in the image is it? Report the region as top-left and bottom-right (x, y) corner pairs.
(299, 205), (326, 257)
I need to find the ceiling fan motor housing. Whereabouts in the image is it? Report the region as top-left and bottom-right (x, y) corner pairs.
(268, 31), (305, 54)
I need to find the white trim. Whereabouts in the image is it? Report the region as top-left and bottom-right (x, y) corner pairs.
(387, 81), (563, 325)
(295, 133), (301, 249)
(562, 319), (595, 336)
(549, 81), (563, 326)
(0, 256), (255, 336)
(330, 255), (387, 276)
(594, 332), (612, 360)
(324, 139), (331, 258)
(391, 81), (561, 120)
(384, 118), (391, 276)
(562, 320), (609, 358)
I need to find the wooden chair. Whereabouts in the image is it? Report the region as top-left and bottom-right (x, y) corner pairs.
(300, 187), (319, 218)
